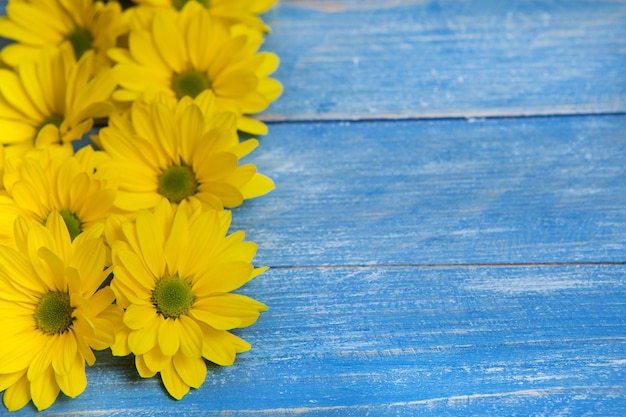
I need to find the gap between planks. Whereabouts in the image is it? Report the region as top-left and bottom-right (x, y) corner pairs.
(269, 261), (626, 270)
(259, 109), (626, 126)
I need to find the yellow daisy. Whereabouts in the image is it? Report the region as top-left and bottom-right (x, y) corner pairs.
(0, 0), (124, 70)
(0, 211), (123, 411)
(0, 43), (117, 159)
(0, 146), (120, 246)
(109, 1), (281, 135)
(110, 198), (267, 399)
(95, 90), (274, 212)
(131, 0), (278, 32)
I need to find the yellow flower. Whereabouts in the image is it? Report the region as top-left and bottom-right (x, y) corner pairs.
(0, 43), (116, 159)
(131, 0), (278, 32)
(0, 211), (123, 411)
(110, 1), (281, 135)
(0, 146), (120, 246)
(110, 199), (267, 399)
(95, 90), (274, 212)
(0, 0), (124, 70)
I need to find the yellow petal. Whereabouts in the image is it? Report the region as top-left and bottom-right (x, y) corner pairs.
(129, 30), (168, 69)
(163, 208), (189, 274)
(30, 366), (60, 411)
(142, 346), (169, 374)
(135, 209), (166, 278)
(56, 352), (86, 398)
(27, 336), (56, 381)
(128, 317), (160, 355)
(213, 69), (258, 98)
(135, 354), (157, 378)
(75, 334), (96, 366)
(192, 261), (253, 294)
(237, 115), (267, 135)
(52, 333), (77, 376)
(152, 11), (187, 73)
(0, 69), (43, 120)
(71, 238), (107, 296)
(188, 306), (241, 330)
(124, 303), (158, 330)
(177, 315), (203, 358)
(2, 372), (31, 412)
(116, 250), (156, 292)
(193, 293), (266, 328)
(199, 324), (250, 366)
(239, 172), (275, 199)
(0, 370), (25, 392)
(0, 43), (40, 68)
(158, 318), (180, 356)
(185, 9), (211, 70)
(160, 361), (189, 400)
(7, 2), (68, 38)
(172, 352), (206, 389)
(114, 64), (170, 91)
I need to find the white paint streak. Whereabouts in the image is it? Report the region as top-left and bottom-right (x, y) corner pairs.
(466, 275), (593, 293)
(215, 387), (624, 415)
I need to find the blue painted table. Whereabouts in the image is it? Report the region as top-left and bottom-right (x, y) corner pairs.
(3, 0), (626, 415)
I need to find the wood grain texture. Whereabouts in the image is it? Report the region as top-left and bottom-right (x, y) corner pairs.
(232, 115), (626, 267)
(8, 265), (626, 416)
(261, 0), (626, 121)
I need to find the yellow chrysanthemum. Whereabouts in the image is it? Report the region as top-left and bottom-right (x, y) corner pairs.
(0, 43), (116, 159)
(131, 0), (278, 32)
(0, 0), (124, 70)
(95, 90), (274, 212)
(109, 199), (267, 399)
(0, 146), (120, 246)
(0, 211), (123, 411)
(109, 1), (281, 135)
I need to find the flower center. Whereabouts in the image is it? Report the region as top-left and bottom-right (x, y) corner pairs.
(157, 164), (198, 204)
(151, 275), (195, 319)
(35, 291), (74, 335)
(46, 210), (83, 241)
(172, 0), (210, 11)
(65, 28), (93, 60)
(171, 70), (211, 99)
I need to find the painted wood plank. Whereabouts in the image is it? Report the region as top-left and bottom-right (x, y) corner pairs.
(231, 114), (626, 267)
(8, 264), (626, 415)
(260, 0), (626, 121)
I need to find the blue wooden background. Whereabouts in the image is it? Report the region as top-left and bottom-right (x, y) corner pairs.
(2, 0), (626, 415)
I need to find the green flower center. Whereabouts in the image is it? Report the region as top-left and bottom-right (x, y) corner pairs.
(171, 70), (211, 99)
(151, 275), (195, 319)
(45, 210), (83, 241)
(172, 0), (210, 11)
(35, 291), (74, 335)
(65, 28), (93, 60)
(157, 164), (198, 204)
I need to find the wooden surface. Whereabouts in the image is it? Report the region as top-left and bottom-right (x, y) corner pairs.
(3, 0), (626, 415)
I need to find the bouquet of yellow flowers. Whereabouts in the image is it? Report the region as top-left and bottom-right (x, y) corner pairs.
(0, 0), (280, 411)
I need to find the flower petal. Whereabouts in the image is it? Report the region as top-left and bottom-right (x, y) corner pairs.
(158, 318), (180, 356)
(160, 361), (189, 400)
(172, 352), (206, 389)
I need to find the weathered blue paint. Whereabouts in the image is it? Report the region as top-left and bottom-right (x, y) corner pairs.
(232, 115), (626, 267)
(261, 0), (626, 121)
